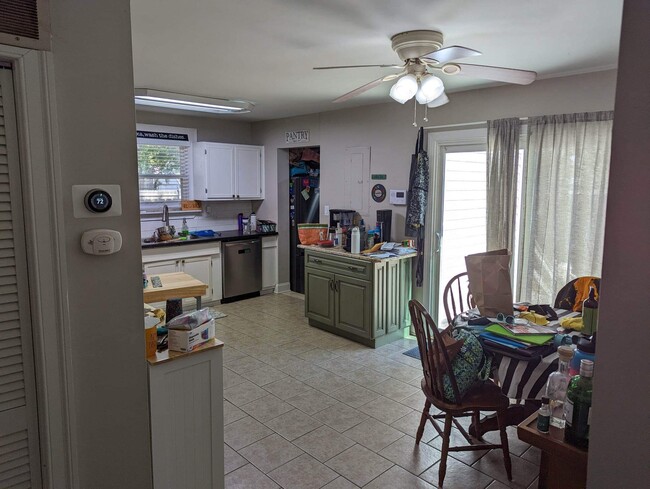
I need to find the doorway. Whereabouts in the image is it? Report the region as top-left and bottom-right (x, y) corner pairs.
(426, 129), (488, 327)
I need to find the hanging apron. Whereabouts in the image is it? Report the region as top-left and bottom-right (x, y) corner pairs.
(405, 127), (429, 287)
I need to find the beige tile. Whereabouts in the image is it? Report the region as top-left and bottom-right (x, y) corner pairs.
(263, 377), (315, 400)
(268, 453), (338, 489)
(421, 458), (494, 489)
(521, 446), (541, 466)
(339, 368), (390, 387)
(226, 355), (269, 374)
(317, 357), (363, 376)
(358, 396), (411, 425)
(240, 394), (294, 422)
(224, 380), (269, 407)
(400, 391), (428, 410)
(293, 425), (356, 463)
(264, 409), (321, 441)
(483, 426), (532, 457)
(224, 443), (247, 474)
(238, 433), (303, 473)
(280, 361), (329, 381)
(286, 389), (339, 415)
(298, 347), (343, 364)
(380, 361), (422, 383)
(487, 481), (513, 489)
(317, 401), (369, 433)
(378, 435), (440, 476)
(223, 367), (247, 389)
(321, 476), (360, 488)
(223, 400), (248, 425)
(240, 366), (288, 386)
(343, 419), (404, 452)
(257, 351), (303, 370)
(472, 450), (539, 488)
(370, 377), (420, 402)
(225, 464), (279, 489)
(390, 410), (437, 443)
(280, 340), (317, 355)
(428, 428), (490, 465)
(364, 465), (434, 489)
(224, 416), (274, 450)
(330, 384), (381, 408)
(303, 371), (352, 394)
(325, 444), (394, 487)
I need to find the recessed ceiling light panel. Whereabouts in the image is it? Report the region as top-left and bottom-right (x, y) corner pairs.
(134, 89), (254, 114)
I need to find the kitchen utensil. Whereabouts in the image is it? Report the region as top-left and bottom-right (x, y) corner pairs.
(156, 225), (176, 241)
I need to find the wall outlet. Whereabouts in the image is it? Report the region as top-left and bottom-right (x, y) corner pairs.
(324, 205), (330, 216)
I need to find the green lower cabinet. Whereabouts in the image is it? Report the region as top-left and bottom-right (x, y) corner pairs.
(304, 249), (413, 348)
(335, 275), (371, 339)
(305, 267), (335, 326)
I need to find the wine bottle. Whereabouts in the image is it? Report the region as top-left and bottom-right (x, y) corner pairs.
(582, 286), (599, 335)
(564, 359), (594, 448)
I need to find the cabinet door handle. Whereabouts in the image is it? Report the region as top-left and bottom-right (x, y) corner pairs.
(237, 194), (240, 199)
(329, 279), (334, 290)
(335, 280), (339, 292)
(347, 265), (361, 272)
(312, 258), (322, 264)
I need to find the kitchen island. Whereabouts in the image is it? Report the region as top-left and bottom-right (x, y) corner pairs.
(300, 245), (415, 348)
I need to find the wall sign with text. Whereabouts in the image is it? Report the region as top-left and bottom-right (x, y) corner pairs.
(285, 130), (310, 144)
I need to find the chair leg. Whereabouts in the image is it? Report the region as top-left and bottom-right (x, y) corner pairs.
(438, 412), (453, 488)
(496, 408), (513, 481)
(471, 410), (480, 440)
(415, 400), (431, 445)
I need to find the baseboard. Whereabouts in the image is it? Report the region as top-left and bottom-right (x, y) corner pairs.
(275, 282), (290, 293)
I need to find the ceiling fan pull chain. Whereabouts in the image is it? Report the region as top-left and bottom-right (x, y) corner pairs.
(413, 97), (417, 127)
(423, 104), (429, 123)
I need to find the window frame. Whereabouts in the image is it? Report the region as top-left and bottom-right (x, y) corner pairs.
(136, 124), (197, 212)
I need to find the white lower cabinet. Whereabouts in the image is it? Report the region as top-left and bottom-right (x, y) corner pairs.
(143, 242), (222, 305)
(149, 342), (224, 489)
(262, 236), (278, 292)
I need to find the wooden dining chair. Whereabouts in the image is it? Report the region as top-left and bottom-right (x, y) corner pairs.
(409, 299), (512, 488)
(442, 272), (475, 326)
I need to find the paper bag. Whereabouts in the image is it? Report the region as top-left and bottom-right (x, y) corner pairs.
(465, 249), (513, 317)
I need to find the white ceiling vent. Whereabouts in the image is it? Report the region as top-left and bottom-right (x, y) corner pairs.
(0, 0), (50, 50)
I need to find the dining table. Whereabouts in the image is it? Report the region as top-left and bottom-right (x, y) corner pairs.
(454, 307), (583, 437)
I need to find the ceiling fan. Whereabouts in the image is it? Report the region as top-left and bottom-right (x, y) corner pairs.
(314, 30), (537, 107)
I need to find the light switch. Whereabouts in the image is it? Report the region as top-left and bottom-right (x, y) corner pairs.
(324, 205), (330, 216)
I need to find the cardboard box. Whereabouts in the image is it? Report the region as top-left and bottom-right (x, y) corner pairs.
(168, 319), (215, 352)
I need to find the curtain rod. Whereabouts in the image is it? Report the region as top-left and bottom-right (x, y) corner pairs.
(423, 117), (529, 131)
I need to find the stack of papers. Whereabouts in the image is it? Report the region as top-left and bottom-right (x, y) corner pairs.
(484, 324), (554, 346)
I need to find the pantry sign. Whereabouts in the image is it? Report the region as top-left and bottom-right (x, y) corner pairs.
(285, 130), (310, 144)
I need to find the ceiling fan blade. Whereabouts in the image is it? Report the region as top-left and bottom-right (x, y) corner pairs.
(314, 64), (402, 70)
(422, 45), (482, 64)
(451, 63), (537, 85)
(333, 72), (405, 103)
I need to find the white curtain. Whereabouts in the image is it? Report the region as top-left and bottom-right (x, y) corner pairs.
(487, 118), (521, 251)
(519, 112), (613, 303)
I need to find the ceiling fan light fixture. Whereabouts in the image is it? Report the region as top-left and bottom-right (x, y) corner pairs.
(389, 74), (418, 104)
(134, 89), (254, 114)
(427, 91), (449, 108)
(415, 75), (444, 104)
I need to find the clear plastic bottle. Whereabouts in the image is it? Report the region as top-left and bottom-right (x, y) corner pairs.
(537, 396), (551, 433)
(545, 345), (574, 428)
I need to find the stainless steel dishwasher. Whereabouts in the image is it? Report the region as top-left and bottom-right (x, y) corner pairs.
(222, 238), (262, 300)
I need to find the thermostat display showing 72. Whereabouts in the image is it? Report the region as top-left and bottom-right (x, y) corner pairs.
(84, 189), (113, 213)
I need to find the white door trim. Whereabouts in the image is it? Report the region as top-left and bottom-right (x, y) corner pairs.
(0, 45), (76, 489)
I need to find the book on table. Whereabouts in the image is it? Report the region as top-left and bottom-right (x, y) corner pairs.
(498, 320), (555, 335)
(485, 324), (554, 346)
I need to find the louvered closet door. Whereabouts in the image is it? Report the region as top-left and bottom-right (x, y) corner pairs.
(0, 66), (42, 488)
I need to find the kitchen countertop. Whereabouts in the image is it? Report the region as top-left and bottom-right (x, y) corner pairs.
(141, 229), (278, 249)
(298, 244), (417, 263)
(147, 338), (224, 366)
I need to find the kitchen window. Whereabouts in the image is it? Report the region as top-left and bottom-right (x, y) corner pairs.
(137, 124), (196, 211)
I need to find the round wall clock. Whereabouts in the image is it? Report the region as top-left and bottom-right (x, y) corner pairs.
(371, 184), (387, 203)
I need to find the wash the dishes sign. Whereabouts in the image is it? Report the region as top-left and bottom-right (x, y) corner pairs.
(137, 130), (189, 141)
(285, 130), (310, 144)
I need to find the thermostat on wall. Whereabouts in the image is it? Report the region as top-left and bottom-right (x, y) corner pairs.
(390, 189), (407, 205)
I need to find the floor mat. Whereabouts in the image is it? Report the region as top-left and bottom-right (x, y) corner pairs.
(403, 346), (420, 360)
(209, 308), (228, 319)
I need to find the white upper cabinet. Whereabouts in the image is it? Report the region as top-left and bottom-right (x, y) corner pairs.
(194, 142), (264, 200)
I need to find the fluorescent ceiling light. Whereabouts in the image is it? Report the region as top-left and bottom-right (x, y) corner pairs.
(134, 89), (254, 114)
(389, 74), (418, 104)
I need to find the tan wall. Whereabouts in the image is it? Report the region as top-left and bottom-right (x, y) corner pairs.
(137, 109), (254, 144)
(49, 1), (152, 487)
(253, 70), (617, 284)
(588, 0), (650, 486)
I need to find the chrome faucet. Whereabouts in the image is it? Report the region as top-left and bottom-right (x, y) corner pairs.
(162, 204), (170, 227)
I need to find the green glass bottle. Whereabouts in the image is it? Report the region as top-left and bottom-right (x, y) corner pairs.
(564, 359), (594, 448)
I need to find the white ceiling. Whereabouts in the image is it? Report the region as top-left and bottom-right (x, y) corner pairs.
(130, 0), (623, 122)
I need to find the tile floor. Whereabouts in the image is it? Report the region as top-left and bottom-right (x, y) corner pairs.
(213, 292), (540, 489)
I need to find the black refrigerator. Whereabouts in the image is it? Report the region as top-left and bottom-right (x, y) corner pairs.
(290, 176), (320, 293)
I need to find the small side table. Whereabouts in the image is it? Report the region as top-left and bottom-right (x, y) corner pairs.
(517, 413), (588, 489)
